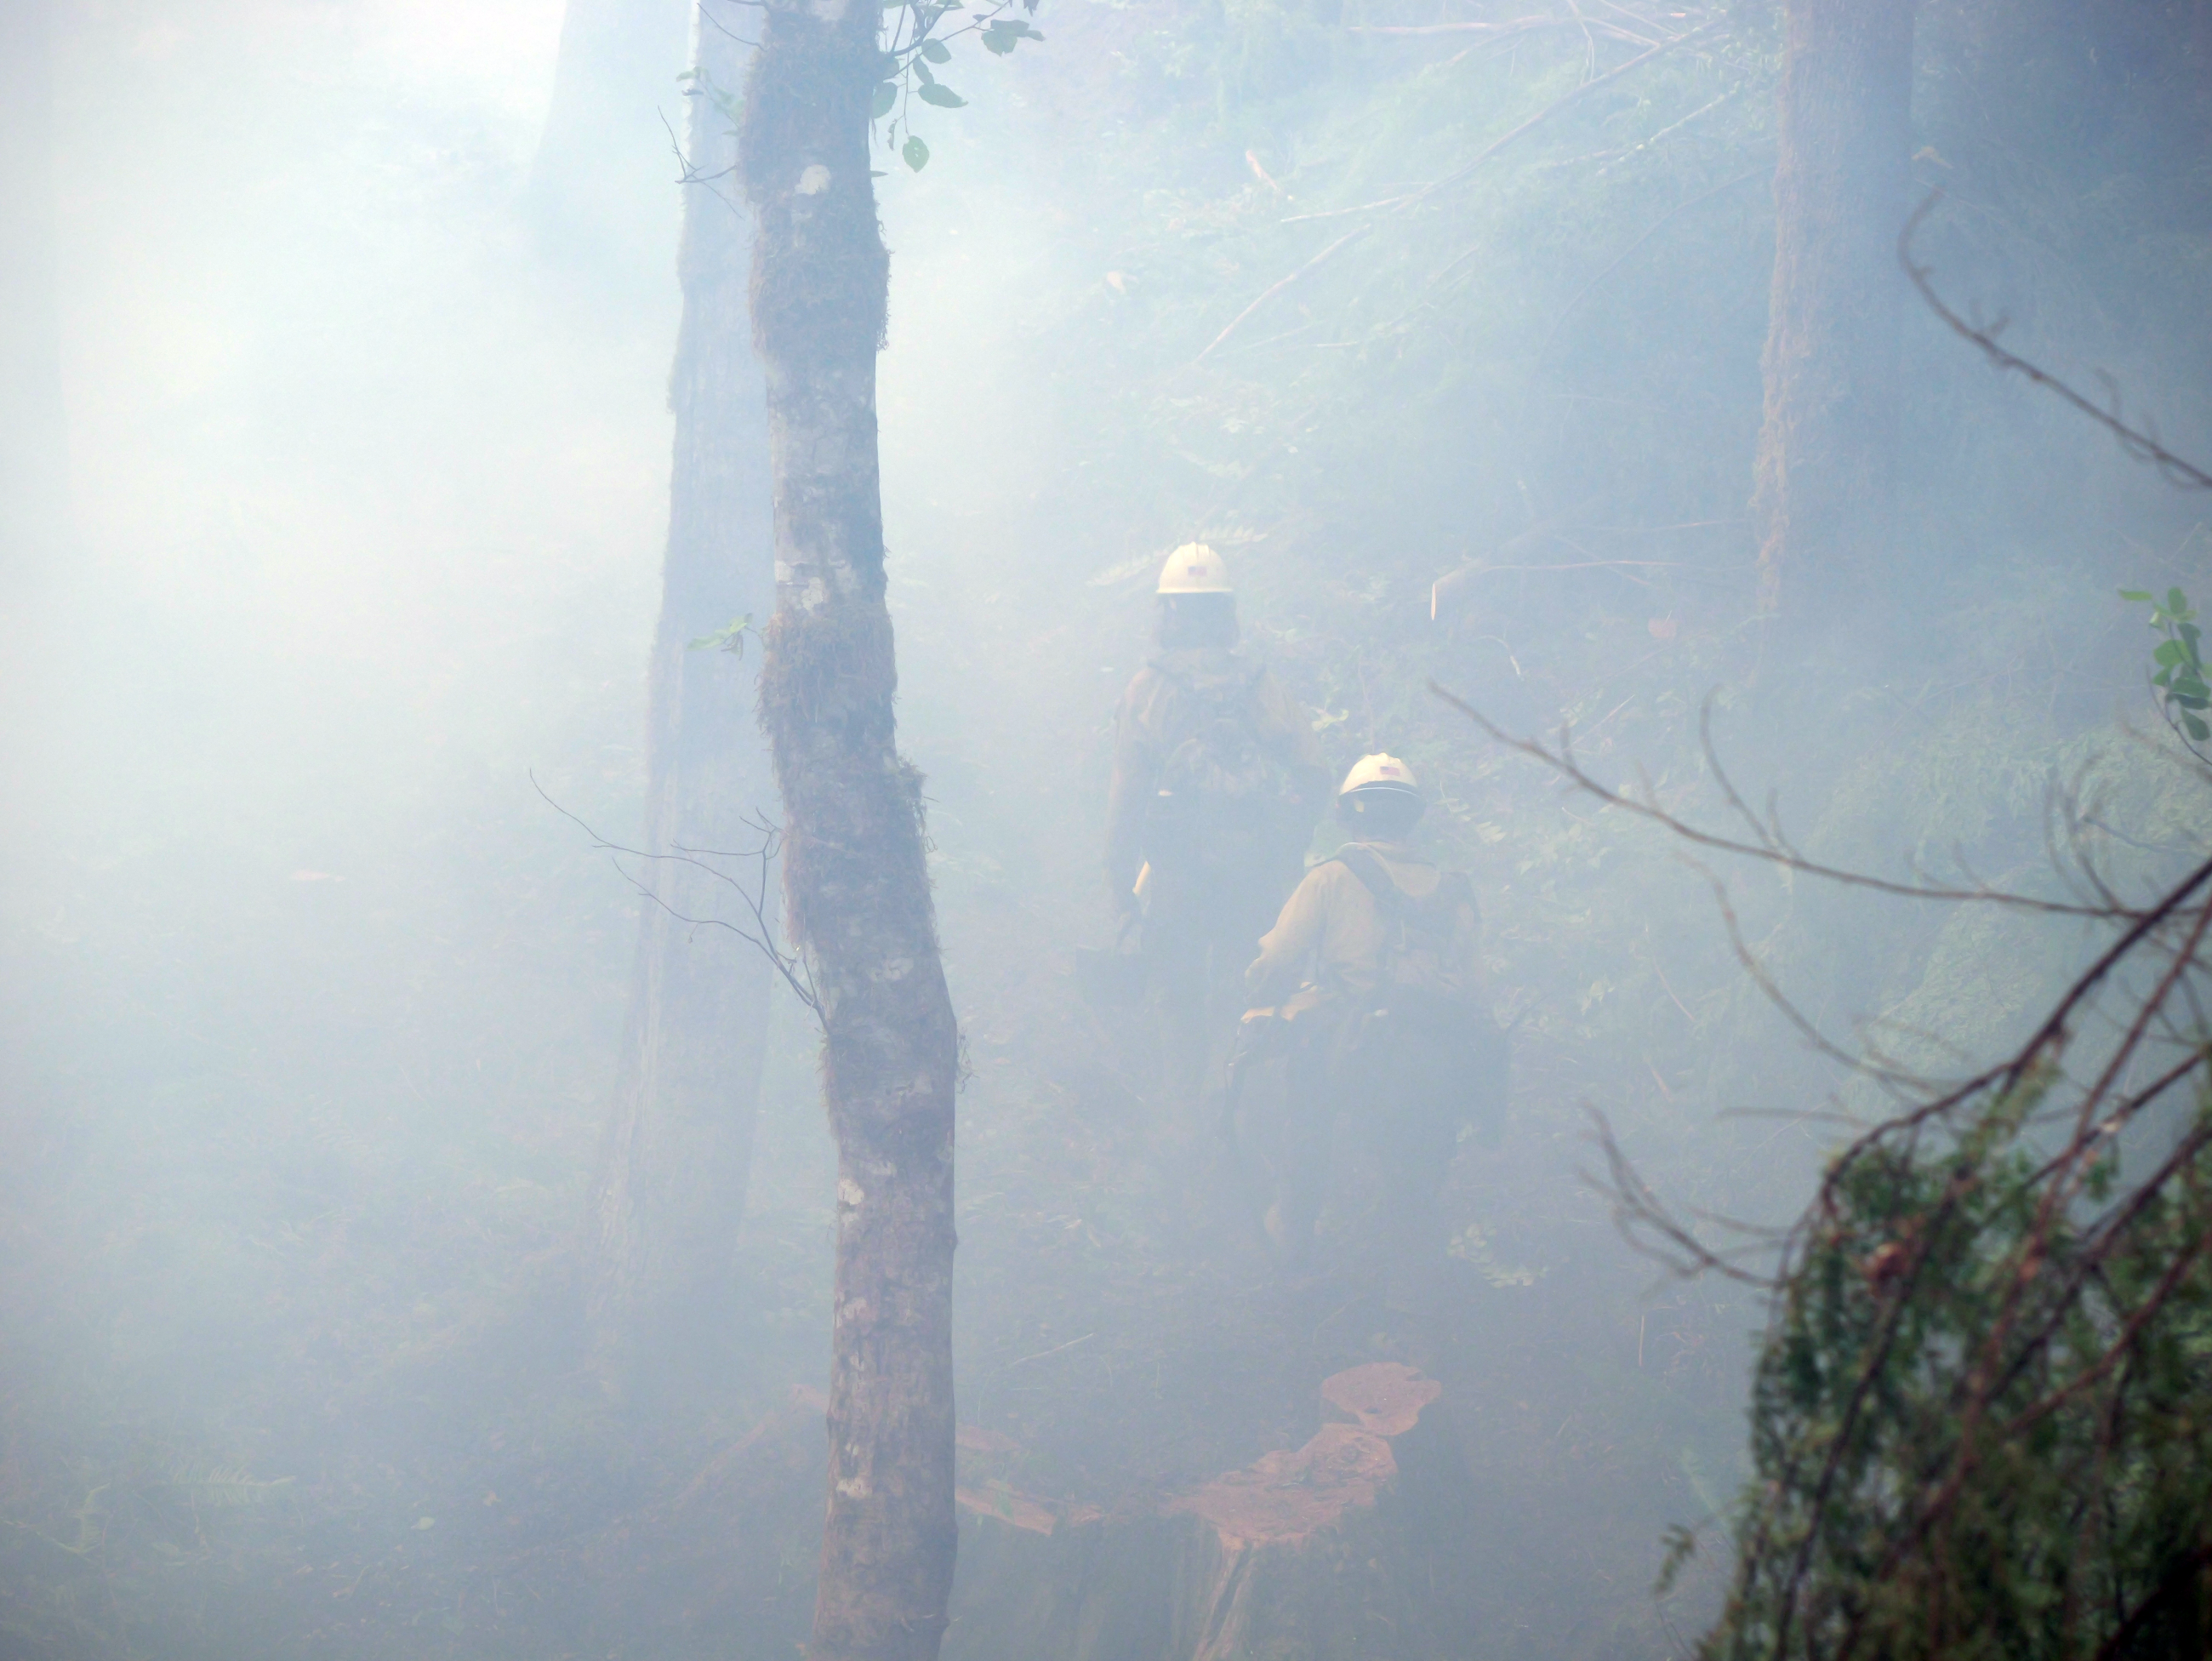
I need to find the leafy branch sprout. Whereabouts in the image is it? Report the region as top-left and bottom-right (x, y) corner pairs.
(2118, 585), (2212, 749)
(671, 0), (1043, 193)
(875, 0), (1045, 172)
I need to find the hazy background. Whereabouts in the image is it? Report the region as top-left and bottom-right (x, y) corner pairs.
(4, 1), (2210, 1656)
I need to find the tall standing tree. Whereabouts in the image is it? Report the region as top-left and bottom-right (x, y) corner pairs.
(527, 0), (693, 274)
(1750, 0), (1918, 627)
(584, 3), (779, 1389)
(0, 0), (66, 583)
(739, 4), (963, 1655)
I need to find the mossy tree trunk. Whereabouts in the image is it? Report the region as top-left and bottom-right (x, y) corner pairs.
(740, 6), (961, 1659)
(585, 5), (778, 1394)
(1751, 0), (1917, 629)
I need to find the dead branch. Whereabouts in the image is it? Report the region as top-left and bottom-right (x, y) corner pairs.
(1428, 682), (2124, 918)
(1902, 195), (2212, 493)
(531, 774), (821, 1019)
(1194, 225), (1372, 362)
(1348, 15), (1553, 37)
(1586, 1109), (1785, 1286)
(1196, 21), (1721, 361)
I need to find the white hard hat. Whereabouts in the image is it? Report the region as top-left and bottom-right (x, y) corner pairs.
(1338, 752), (1422, 799)
(1156, 543), (1233, 595)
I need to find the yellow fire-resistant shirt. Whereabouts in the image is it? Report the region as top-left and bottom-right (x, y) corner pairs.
(1245, 841), (1483, 1018)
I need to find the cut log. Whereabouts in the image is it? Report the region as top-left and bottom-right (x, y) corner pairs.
(944, 1363), (1482, 1661)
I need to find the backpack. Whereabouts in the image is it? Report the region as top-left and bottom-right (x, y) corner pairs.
(1142, 658), (1306, 881)
(1328, 844), (1509, 1152)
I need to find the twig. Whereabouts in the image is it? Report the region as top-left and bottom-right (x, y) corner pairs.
(1902, 194), (2212, 493)
(531, 773), (822, 1019)
(1004, 1332), (1095, 1369)
(1194, 225), (1371, 362)
(1428, 682), (2124, 918)
(1348, 14), (1552, 36)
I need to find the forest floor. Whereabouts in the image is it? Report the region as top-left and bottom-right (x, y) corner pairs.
(0, 830), (1743, 1661)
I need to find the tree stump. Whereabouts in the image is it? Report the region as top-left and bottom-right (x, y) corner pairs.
(944, 1363), (1482, 1660)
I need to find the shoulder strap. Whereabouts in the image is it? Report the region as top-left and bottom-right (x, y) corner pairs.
(1331, 843), (1406, 918)
(1336, 849), (1479, 945)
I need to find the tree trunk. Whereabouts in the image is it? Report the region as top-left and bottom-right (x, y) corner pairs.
(740, 8), (961, 1661)
(1751, 0), (1917, 629)
(0, 0), (66, 581)
(584, 4), (778, 1392)
(527, 0), (692, 271)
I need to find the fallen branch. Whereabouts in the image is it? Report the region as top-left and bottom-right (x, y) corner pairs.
(1348, 14), (1550, 35)
(1349, 14), (1652, 45)
(1194, 224), (1373, 362)
(1195, 20), (1721, 361)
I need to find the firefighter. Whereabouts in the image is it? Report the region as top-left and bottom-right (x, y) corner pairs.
(1104, 544), (1327, 1109)
(1238, 753), (1502, 1281)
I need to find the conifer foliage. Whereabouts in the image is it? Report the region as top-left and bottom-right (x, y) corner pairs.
(1702, 1015), (2212, 1658)
(1590, 631), (2212, 1661)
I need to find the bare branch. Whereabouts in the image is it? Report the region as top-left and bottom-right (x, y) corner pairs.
(1430, 681), (2124, 917)
(1902, 194), (2212, 493)
(531, 773), (821, 1019)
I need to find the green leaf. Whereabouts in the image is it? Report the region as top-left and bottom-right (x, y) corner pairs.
(919, 37), (950, 62)
(2186, 714), (2209, 742)
(2169, 587), (2189, 615)
(687, 614), (754, 657)
(1654, 1522), (1697, 1598)
(2153, 667), (2174, 688)
(2154, 640), (2186, 667)
(2119, 590), (2154, 602)
(983, 17), (1040, 50)
(871, 80), (898, 117)
(917, 82), (966, 106)
(914, 54), (935, 84)
(903, 134), (929, 169)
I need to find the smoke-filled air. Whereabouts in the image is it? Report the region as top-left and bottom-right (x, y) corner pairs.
(7, 2), (2212, 1658)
